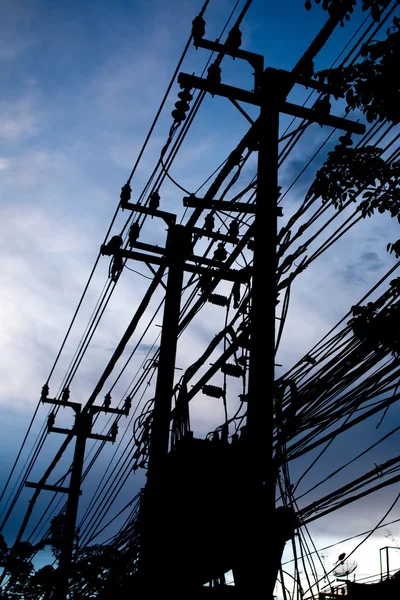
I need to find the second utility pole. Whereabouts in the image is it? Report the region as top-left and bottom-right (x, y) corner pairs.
(177, 30), (364, 597)
(240, 67), (283, 598)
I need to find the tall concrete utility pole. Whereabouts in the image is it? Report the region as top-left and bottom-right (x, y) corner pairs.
(96, 7), (367, 598)
(169, 12), (365, 597)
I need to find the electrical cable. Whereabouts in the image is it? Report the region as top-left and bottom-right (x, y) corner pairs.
(4, 7), (399, 592)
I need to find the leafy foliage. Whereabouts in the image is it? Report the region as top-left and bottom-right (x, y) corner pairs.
(304, 0), (391, 25)
(0, 535), (137, 599)
(387, 239), (400, 258)
(23, 565), (57, 600)
(309, 143), (400, 217)
(307, 15), (400, 256)
(316, 17), (400, 124)
(0, 536), (46, 599)
(69, 544), (129, 598)
(349, 278), (400, 355)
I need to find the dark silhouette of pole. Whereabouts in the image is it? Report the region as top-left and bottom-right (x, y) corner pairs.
(146, 224), (191, 490)
(246, 67), (281, 496)
(26, 395), (126, 600)
(54, 411), (90, 600)
(231, 68), (282, 600)
(139, 224), (191, 589)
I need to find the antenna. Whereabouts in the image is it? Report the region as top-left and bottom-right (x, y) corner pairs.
(333, 560), (358, 578)
(321, 553), (328, 582)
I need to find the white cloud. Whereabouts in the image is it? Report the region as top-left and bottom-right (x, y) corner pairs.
(0, 3), (398, 578)
(0, 157), (10, 169)
(0, 97), (40, 141)
(0, 205), (94, 404)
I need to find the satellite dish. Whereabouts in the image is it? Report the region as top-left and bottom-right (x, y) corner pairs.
(333, 560), (358, 577)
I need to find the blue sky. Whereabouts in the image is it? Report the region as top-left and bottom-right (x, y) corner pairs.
(1, 0), (400, 594)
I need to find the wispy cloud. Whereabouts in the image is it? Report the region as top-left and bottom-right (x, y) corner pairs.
(0, 97), (41, 141)
(0, 157), (11, 169)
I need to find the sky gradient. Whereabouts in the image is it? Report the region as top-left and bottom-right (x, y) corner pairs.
(1, 0), (400, 595)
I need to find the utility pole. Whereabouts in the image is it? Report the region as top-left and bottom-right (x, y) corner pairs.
(108, 184), (248, 597)
(27, 389), (129, 600)
(238, 67), (283, 598)
(146, 225), (192, 490)
(102, 14), (365, 589)
(175, 19), (365, 597)
(138, 224), (192, 590)
(55, 407), (90, 600)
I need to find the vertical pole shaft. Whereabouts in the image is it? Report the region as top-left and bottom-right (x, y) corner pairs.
(140, 224), (189, 587)
(386, 546), (390, 580)
(55, 412), (89, 600)
(243, 68), (280, 598)
(247, 69), (279, 499)
(146, 224), (188, 491)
